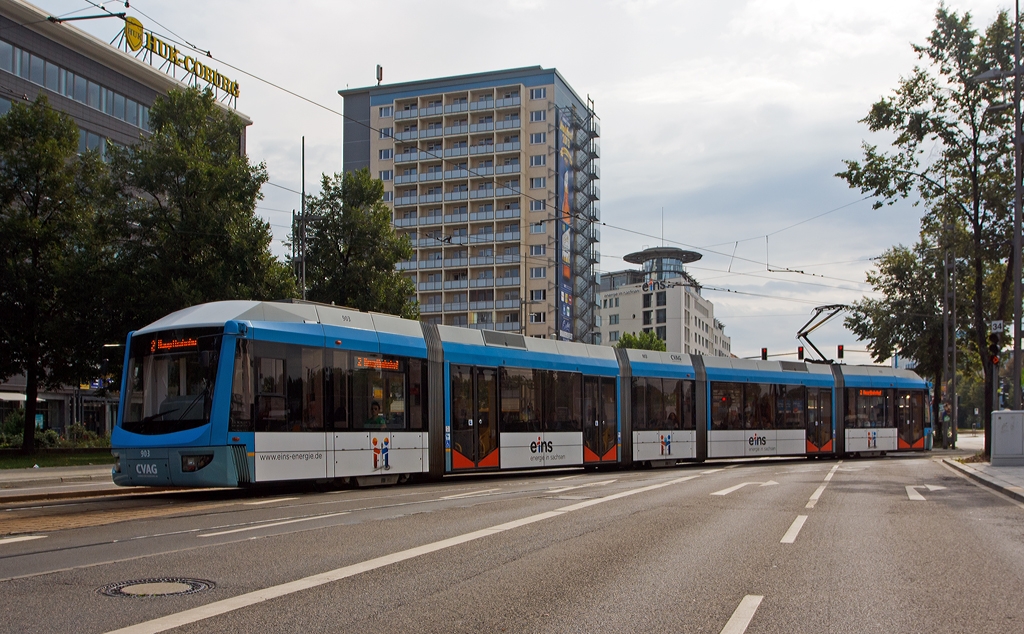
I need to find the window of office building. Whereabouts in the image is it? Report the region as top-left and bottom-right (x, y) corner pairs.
(530, 267), (547, 279)
(530, 222), (546, 234)
(656, 309), (666, 324)
(379, 127), (393, 139)
(530, 87), (547, 100)
(643, 294), (652, 308)
(530, 177), (546, 189)
(530, 132), (546, 144)
(530, 110), (546, 122)
(656, 291), (667, 306)
(608, 314), (619, 325)
(531, 289), (547, 301)
(379, 170), (393, 181)
(530, 200), (546, 212)
(530, 154), (547, 167)
(529, 245), (546, 256)
(379, 148), (393, 160)
(379, 106), (393, 117)
(609, 331), (620, 342)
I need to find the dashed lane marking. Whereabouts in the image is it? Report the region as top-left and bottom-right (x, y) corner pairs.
(198, 512), (350, 538)
(780, 515), (808, 544)
(0, 535), (46, 545)
(721, 595), (764, 634)
(105, 475), (697, 634)
(548, 480), (616, 494)
(242, 498), (299, 506)
(440, 489), (500, 500)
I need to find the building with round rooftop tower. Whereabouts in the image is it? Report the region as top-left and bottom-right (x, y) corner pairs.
(597, 247), (731, 356)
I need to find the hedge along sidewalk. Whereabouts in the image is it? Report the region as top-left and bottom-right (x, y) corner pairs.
(0, 449), (115, 470)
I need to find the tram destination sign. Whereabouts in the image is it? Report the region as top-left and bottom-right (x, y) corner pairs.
(121, 17), (240, 100)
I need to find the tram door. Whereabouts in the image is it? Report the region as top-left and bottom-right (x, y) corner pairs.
(584, 377), (617, 462)
(806, 388), (833, 453)
(450, 365), (499, 469)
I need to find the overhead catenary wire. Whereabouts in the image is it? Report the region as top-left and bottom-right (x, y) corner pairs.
(32, 2), (881, 299)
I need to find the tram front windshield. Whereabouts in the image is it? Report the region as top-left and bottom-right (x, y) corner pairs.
(121, 328), (222, 435)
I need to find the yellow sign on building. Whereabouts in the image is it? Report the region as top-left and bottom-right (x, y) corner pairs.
(122, 17), (240, 99)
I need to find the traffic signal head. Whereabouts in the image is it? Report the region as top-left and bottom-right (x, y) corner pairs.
(989, 331), (1002, 365)
(837, 344), (844, 359)
(798, 346), (804, 360)
(761, 347), (768, 360)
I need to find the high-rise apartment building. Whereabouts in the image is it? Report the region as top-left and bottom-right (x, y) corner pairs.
(340, 67), (600, 341)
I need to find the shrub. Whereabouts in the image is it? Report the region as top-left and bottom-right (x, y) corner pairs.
(2, 409), (24, 436)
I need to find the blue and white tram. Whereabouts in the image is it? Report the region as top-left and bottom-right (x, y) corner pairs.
(111, 300), (930, 488)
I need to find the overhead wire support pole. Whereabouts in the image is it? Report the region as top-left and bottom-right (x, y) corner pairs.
(1014, 0), (1022, 413)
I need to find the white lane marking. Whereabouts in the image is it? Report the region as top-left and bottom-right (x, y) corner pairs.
(243, 497), (299, 506)
(701, 469), (724, 474)
(806, 484), (827, 509)
(548, 479), (616, 493)
(712, 481), (777, 496)
(721, 595), (764, 634)
(823, 463), (840, 482)
(554, 474), (583, 481)
(905, 485), (945, 501)
(906, 485), (926, 501)
(440, 488), (500, 500)
(0, 535), (46, 545)
(106, 475), (695, 634)
(780, 515), (808, 544)
(198, 512), (350, 538)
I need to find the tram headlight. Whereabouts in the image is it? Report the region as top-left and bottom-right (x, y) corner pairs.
(181, 454), (213, 472)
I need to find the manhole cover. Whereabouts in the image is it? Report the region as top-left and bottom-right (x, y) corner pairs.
(99, 578), (215, 598)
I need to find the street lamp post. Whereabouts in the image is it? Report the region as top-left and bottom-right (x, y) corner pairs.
(974, 3), (1023, 439)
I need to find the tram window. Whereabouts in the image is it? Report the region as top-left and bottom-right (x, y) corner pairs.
(663, 379), (682, 429)
(550, 371), (581, 432)
(408, 359), (426, 430)
(646, 378), (667, 429)
(325, 350), (351, 430)
(500, 367), (539, 432)
(229, 340), (255, 432)
(681, 380), (696, 430)
(846, 388), (891, 428)
(745, 383), (774, 429)
(353, 354), (407, 430)
(631, 377), (646, 430)
(299, 348), (324, 432)
(776, 385), (805, 430)
(255, 350), (286, 432)
(711, 383), (744, 430)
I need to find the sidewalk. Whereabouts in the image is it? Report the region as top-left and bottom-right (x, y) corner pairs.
(0, 464), (120, 503)
(941, 430), (1024, 504)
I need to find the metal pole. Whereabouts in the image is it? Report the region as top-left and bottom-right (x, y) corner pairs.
(952, 260), (958, 449)
(301, 136), (307, 300)
(943, 247), (950, 447)
(1013, 0), (1022, 413)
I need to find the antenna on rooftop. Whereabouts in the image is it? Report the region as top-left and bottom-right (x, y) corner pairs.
(376, 65), (383, 86)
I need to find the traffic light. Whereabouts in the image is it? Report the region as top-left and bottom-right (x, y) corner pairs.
(989, 331), (1002, 365)
(837, 345), (844, 359)
(798, 346), (804, 360)
(761, 348), (768, 360)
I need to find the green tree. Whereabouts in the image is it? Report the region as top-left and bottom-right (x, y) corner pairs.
(844, 239), (956, 424)
(0, 96), (110, 452)
(303, 169), (418, 318)
(837, 7), (1017, 451)
(615, 331), (667, 352)
(107, 88), (294, 343)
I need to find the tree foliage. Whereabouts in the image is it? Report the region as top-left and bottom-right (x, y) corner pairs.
(615, 331), (667, 352)
(837, 6), (1017, 444)
(0, 96), (109, 452)
(303, 169), (418, 318)
(108, 88), (295, 338)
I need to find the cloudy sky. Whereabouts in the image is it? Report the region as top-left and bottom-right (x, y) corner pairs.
(42, 0), (1005, 363)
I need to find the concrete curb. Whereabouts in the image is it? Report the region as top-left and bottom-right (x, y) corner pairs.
(943, 458), (1024, 504)
(0, 486), (181, 504)
(0, 473), (112, 489)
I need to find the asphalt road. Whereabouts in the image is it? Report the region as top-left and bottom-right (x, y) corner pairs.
(1, 454), (1022, 633)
